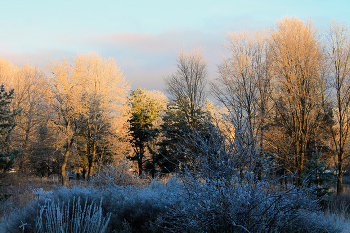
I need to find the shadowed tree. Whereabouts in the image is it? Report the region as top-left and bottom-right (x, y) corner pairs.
(0, 85), (20, 175)
(165, 47), (208, 125)
(158, 47), (210, 173)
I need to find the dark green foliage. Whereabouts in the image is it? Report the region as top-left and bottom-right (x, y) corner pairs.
(0, 84), (20, 174)
(0, 84), (19, 204)
(0, 85), (16, 148)
(303, 149), (334, 198)
(157, 101), (192, 173)
(128, 88), (160, 176)
(0, 150), (18, 174)
(157, 97), (214, 173)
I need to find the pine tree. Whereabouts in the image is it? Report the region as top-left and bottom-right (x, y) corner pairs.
(0, 84), (19, 175)
(157, 99), (193, 173)
(303, 149), (334, 198)
(157, 97), (214, 173)
(128, 88), (160, 176)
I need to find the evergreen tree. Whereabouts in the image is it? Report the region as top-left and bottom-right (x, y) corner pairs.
(0, 84), (19, 175)
(303, 149), (334, 198)
(157, 99), (193, 173)
(128, 88), (160, 176)
(157, 97), (214, 173)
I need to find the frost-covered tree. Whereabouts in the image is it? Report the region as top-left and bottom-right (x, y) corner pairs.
(46, 53), (129, 185)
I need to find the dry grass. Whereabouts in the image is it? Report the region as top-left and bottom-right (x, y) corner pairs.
(0, 172), (93, 219)
(0, 167), (153, 220)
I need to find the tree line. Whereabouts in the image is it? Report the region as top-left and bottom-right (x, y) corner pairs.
(1, 16), (350, 194)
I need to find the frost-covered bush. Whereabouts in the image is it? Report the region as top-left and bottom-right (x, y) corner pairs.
(35, 197), (110, 233)
(96, 178), (184, 232)
(154, 180), (340, 232)
(0, 177), (344, 233)
(151, 121), (342, 233)
(0, 178), (184, 233)
(0, 187), (111, 233)
(92, 159), (144, 188)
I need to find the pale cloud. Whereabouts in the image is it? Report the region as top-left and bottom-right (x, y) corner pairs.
(92, 29), (224, 55)
(0, 48), (75, 71)
(89, 29), (226, 91)
(0, 29), (229, 92)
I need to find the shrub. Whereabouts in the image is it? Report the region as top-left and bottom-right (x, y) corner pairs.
(0, 188), (110, 233)
(35, 197), (110, 233)
(0, 122), (345, 233)
(0, 178), (183, 233)
(92, 161), (144, 188)
(0, 177), (344, 233)
(152, 121), (342, 233)
(154, 180), (341, 233)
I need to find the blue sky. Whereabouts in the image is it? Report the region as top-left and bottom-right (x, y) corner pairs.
(1, 0), (349, 91)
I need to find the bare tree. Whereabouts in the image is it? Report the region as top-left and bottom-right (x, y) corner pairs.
(212, 30), (271, 142)
(211, 30), (271, 181)
(165, 47), (208, 124)
(269, 17), (324, 183)
(327, 20), (350, 194)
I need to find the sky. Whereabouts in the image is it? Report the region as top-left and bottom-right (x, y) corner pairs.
(1, 0), (350, 92)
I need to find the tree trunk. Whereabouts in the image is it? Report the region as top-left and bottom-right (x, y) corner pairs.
(60, 139), (73, 186)
(82, 167), (87, 180)
(60, 150), (69, 186)
(337, 149), (344, 194)
(294, 135), (301, 185)
(87, 139), (96, 181)
(138, 147), (144, 176)
(298, 133), (306, 182)
(87, 152), (96, 181)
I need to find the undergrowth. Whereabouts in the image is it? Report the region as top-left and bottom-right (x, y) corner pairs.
(0, 177), (345, 233)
